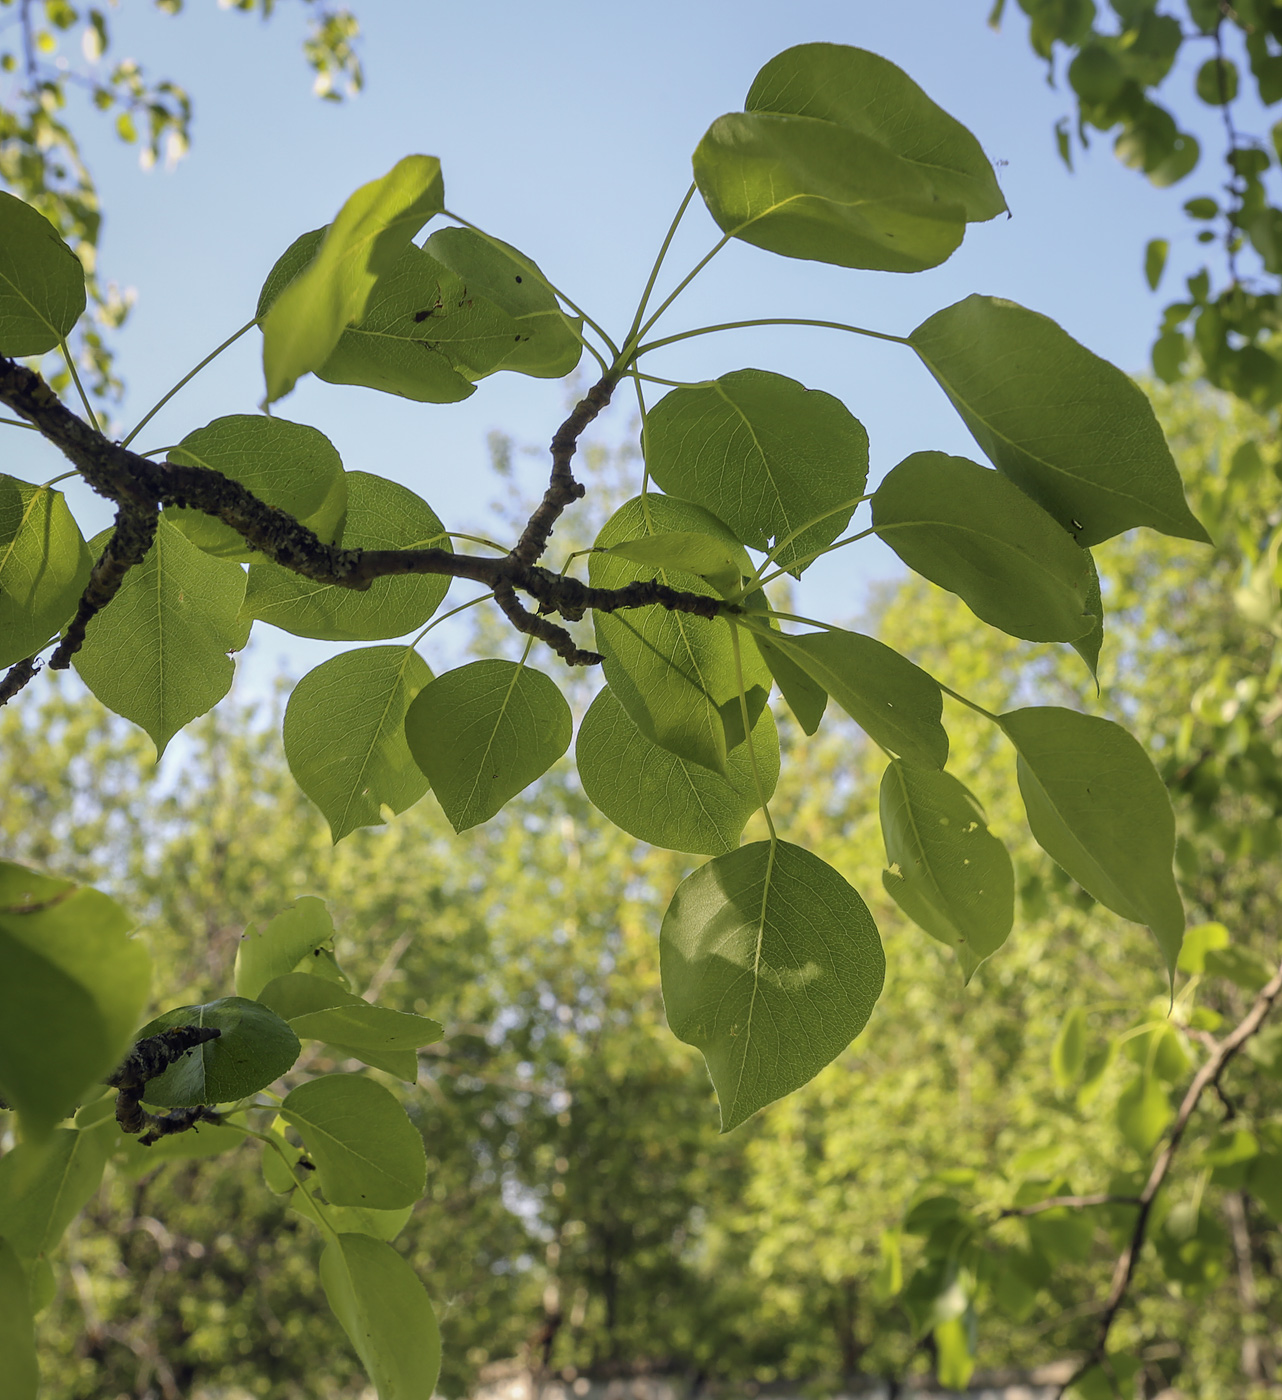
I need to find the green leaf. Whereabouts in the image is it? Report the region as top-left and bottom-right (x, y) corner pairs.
(1116, 1073), (1172, 1155)
(0, 1127), (110, 1259)
(606, 532), (743, 598)
(261, 155), (446, 402)
(872, 453), (1096, 641)
(0, 1238), (38, 1400)
(423, 226), (583, 378)
(0, 861), (149, 1138)
(1144, 237), (1169, 291)
(1196, 56), (1238, 105)
(165, 415), (347, 562)
(114, 1120), (245, 1176)
(1052, 1007), (1088, 1090)
(315, 242), (521, 402)
(0, 190), (87, 355)
(404, 659), (572, 833)
(753, 626), (947, 769)
(661, 840), (884, 1131)
(1176, 921), (1230, 974)
(909, 295), (1210, 546)
(72, 519), (249, 757)
(0, 476), (93, 668)
(234, 896), (340, 1000)
(290, 1179), (414, 1241)
(135, 998), (300, 1107)
(753, 628), (828, 735)
(257, 228), (326, 322)
(320, 1233), (440, 1400)
(879, 761), (1014, 980)
(283, 646), (434, 842)
(999, 707), (1185, 972)
(1072, 552), (1105, 683)
(243, 472), (450, 641)
(645, 370), (869, 575)
(281, 1075), (427, 1209)
(576, 684), (779, 855)
(590, 495), (770, 775)
(933, 1312), (976, 1391)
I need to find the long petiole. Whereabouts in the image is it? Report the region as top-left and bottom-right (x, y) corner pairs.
(441, 209), (620, 358)
(753, 496), (873, 581)
(410, 591), (495, 648)
(630, 233), (732, 349)
(629, 371), (657, 531)
(121, 318), (258, 449)
(755, 527), (875, 589)
(633, 370), (701, 389)
(447, 531), (510, 554)
(740, 609), (837, 634)
(939, 680), (1000, 723)
(0, 416), (38, 430)
(60, 341), (101, 434)
(42, 469), (78, 488)
(730, 620), (778, 844)
(620, 182), (697, 359)
(637, 316), (910, 358)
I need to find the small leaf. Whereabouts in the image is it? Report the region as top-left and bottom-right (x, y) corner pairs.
(0, 190), (87, 355)
(1000, 707), (1185, 973)
(0, 1127), (110, 1259)
(0, 861), (149, 1139)
(0, 476), (93, 668)
(909, 295), (1210, 546)
(243, 472), (450, 641)
(165, 415), (347, 562)
(879, 761), (1014, 980)
(261, 155), (445, 402)
(283, 646), (434, 842)
(234, 897), (338, 1001)
(645, 370), (869, 576)
(320, 1233), (441, 1400)
(281, 1075), (427, 1209)
(0, 1239), (38, 1400)
(661, 840), (884, 1131)
(576, 684), (779, 855)
(1144, 237), (1169, 291)
(1116, 1073), (1173, 1155)
(756, 626), (947, 769)
(135, 998), (300, 1107)
(872, 452), (1096, 641)
(73, 519), (249, 757)
(404, 660), (571, 832)
(1051, 1007), (1088, 1090)
(1176, 921), (1230, 974)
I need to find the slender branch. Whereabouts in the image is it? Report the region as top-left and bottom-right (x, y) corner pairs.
(0, 654), (41, 707)
(1059, 956), (1282, 1396)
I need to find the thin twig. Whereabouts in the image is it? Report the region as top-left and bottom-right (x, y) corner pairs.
(0, 654), (41, 707)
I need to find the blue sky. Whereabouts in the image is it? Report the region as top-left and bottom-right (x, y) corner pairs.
(4, 0), (1229, 697)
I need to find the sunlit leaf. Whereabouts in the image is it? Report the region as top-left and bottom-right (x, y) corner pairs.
(234, 897), (340, 1001)
(0, 476), (93, 668)
(0, 190), (86, 355)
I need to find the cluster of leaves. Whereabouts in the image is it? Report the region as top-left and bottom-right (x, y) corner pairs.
(0, 873), (445, 1399)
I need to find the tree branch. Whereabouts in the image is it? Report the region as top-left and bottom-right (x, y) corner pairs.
(1059, 957), (1282, 1396)
(0, 358), (729, 668)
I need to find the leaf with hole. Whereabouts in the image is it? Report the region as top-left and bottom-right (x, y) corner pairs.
(135, 998), (300, 1107)
(661, 840), (884, 1131)
(404, 660), (571, 832)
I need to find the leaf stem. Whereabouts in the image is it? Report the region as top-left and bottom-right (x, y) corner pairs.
(410, 590), (495, 648)
(637, 317), (911, 358)
(630, 233), (732, 350)
(60, 341), (101, 434)
(938, 680), (1000, 723)
(755, 526), (875, 588)
(0, 415), (38, 430)
(730, 619), (778, 844)
(756, 494), (874, 579)
(447, 531), (510, 554)
(41, 470), (78, 488)
(120, 318), (257, 450)
(620, 183), (697, 358)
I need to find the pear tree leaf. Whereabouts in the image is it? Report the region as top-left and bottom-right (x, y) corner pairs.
(753, 629), (828, 735)
(576, 684), (779, 855)
(645, 371), (869, 576)
(404, 660), (572, 832)
(1072, 552), (1105, 683)
(281, 1075), (427, 1209)
(135, 997), (301, 1107)
(879, 761), (1014, 981)
(0, 1238), (38, 1400)
(72, 519), (249, 758)
(165, 415), (347, 562)
(234, 897), (340, 1000)
(909, 295), (1210, 546)
(590, 495), (770, 776)
(320, 1232), (441, 1400)
(999, 707), (1185, 972)
(1116, 1073), (1173, 1155)
(290, 1181), (414, 1242)
(0, 861), (149, 1139)
(0, 476), (93, 668)
(243, 472), (450, 641)
(0, 190), (87, 355)
(261, 155), (445, 402)
(257, 972), (443, 1058)
(283, 646), (434, 842)
(1052, 1007), (1089, 1090)
(871, 452), (1096, 641)
(606, 531), (743, 598)
(0, 1127), (110, 1259)
(661, 840), (884, 1131)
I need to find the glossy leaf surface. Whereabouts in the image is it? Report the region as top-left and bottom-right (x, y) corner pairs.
(283, 646), (434, 842)
(244, 471), (450, 641)
(879, 761), (1014, 980)
(909, 296), (1209, 546)
(872, 452), (1096, 641)
(1000, 706), (1185, 971)
(591, 495), (769, 775)
(0, 476), (93, 669)
(576, 684), (778, 855)
(262, 155), (445, 402)
(136, 997), (300, 1107)
(0, 862), (148, 1137)
(320, 1232), (441, 1400)
(281, 1075), (427, 1209)
(0, 190), (86, 355)
(645, 370), (868, 575)
(166, 415), (347, 561)
(73, 519), (249, 757)
(404, 659), (572, 832)
(661, 840), (884, 1131)
(234, 897), (338, 1001)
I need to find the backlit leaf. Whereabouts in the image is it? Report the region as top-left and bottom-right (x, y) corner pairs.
(0, 476), (93, 668)
(0, 1239), (38, 1400)
(258, 972), (442, 1058)
(136, 998), (300, 1107)
(606, 532), (742, 598)
(0, 1127), (110, 1258)
(234, 897), (340, 1001)
(0, 190), (86, 355)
